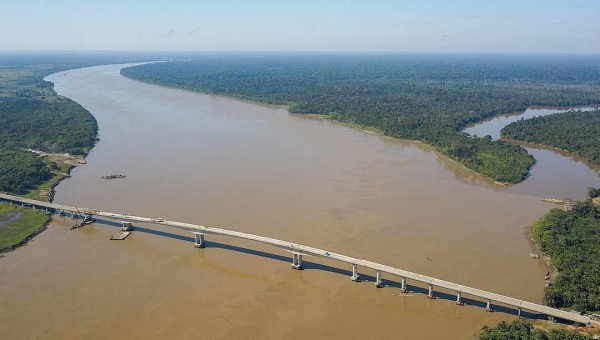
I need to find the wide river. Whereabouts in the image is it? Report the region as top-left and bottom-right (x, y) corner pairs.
(1, 64), (598, 340)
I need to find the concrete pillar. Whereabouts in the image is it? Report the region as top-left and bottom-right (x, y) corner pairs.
(486, 299), (492, 312)
(291, 253), (303, 270)
(456, 291), (462, 305)
(375, 270), (383, 288)
(351, 264), (360, 282)
(518, 307), (522, 318)
(194, 233), (205, 248)
(401, 277), (408, 293)
(428, 284), (434, 299)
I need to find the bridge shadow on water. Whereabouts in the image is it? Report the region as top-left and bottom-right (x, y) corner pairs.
(89, 217), (550, 323)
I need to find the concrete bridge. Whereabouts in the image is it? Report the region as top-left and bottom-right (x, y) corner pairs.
(1, 193), (596, 327)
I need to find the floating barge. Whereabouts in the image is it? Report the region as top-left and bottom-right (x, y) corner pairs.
(101, 174), (126, 179)
(110, 231), (131, 240)
(69, 218), (94, 230)
(110, 222), (134, 240)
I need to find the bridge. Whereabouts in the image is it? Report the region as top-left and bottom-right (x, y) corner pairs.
(1, 193), (596, 327)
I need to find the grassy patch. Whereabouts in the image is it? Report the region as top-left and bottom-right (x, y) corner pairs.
(0, 202), (50, 251)
(21, 159), (75, 202)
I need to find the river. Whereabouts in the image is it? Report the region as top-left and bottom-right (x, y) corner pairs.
(0, 64), (595, 340)
(464, 107), (600, 199)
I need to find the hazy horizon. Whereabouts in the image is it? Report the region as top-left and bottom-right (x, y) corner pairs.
(2, 0), (599, 53)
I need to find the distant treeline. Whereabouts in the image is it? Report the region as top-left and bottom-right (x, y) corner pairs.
(532, 189), (600, 312)
(121, 54), (600, 183)
(502, 109), (600, 168)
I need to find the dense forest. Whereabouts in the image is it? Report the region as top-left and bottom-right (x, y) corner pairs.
(532, 189), (600, 312)
(0, 97), (97, 155)
(478, 320), (593, 340)
(0, 55), (99, 193)
(502, 109), (600, 168)
(0, 149), (52, 194)
(122, 54), (600, 183)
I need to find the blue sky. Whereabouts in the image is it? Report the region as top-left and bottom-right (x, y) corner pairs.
(1, 0), (599, 52)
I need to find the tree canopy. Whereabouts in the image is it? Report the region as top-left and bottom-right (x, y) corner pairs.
(502, 109), (600, 169)
(478, 320), (593, 340)
(532, 190), (600, 312)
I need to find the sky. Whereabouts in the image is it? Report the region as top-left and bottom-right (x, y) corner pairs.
(1, 0), (599, 53)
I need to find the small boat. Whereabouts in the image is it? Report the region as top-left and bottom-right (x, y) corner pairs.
(101, 174), (126, 179)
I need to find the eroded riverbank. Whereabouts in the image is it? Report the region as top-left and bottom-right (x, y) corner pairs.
(0, 64), (566, 340)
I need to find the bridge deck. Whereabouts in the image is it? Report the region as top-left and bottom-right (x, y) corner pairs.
(0, 193), (594, 326)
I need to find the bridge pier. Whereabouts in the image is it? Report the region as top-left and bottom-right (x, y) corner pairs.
(194, 233), (205, 248)
(401, 277), (408, 292)
(456, 291), (462, 305)
(58, 210), (65, 216)
(428, 283), (435, 299)
(351, 264), (360, 282)
(518, 307), (522, 318)
(486, 299), (493, 312)
(121, 222), (133, 231)
(375, 270), (383, 288)
(71, 212), (77, 219)
(291, 253), (303, 270)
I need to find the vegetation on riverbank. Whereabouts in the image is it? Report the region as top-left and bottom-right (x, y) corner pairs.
(0, 54), (102, 196)
(0, 203), (50, 253)
(502, 109), (600, 169)
(0, 60), (95, 251)
(531, 189), (600, 312)
(478, 320), (594, 340)
(121, 54), (600, 184)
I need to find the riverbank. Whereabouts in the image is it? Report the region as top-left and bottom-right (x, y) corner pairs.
(524, 224), (558, 282)
(503, 137), (600, 174)
(294, 113), (517, 186)
(0, 203), (51, 253)
(122, 72), (524, 187)
(0, 56), (105, 253)
(524, 196), (600, 314)
(0, 152), (83, 253)
(19, 149), (84, 202)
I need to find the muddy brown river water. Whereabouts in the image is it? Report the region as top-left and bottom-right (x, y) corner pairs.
(1, 64), (597, 339)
